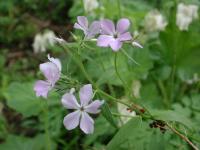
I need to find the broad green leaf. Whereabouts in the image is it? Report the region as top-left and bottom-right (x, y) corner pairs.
(0, 134), (46, 150)
(4, 82), (43, 117)
(107, 117), (143, 150)
(101, 102), (118, 129)
(151, 110), (194, 129)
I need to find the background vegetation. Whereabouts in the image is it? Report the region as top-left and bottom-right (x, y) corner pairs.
(0, 0), (200, 149)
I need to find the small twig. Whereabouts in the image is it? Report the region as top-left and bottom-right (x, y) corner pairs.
(166, 123), (199, 150)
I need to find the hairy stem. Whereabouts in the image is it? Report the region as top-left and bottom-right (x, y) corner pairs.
(166, 123), (199, 150)
(43, 101), (51, 150)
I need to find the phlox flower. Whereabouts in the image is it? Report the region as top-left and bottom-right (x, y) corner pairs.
(144, 10), (167, 32)
(74, 16), (100, 39)
(62, 84), (104, 134)
(83, 0), (99, 13)
(176, 3), (199, 31)
(97, 18), (132, 51)
(34, 55), (61, 98)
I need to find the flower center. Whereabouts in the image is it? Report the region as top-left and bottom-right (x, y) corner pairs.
(80, 107), (84, 111)
(113, 32), (118, 38)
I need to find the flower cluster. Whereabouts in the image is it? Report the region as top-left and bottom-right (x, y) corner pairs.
(144, 10), (167, 32)
(34, 55), (104, 134)
(176, 3), (199, 31)
(74, 16), (142, 51)
(34, 55), (61, 98)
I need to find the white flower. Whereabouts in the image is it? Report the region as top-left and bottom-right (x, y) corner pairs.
(144, 10), (168, 32)
(132, 80), (141, 98)
(117, 99), (136, 126)
(83, 0), (99, 13)
(32, 33), (46, 53)
(176, 3), (199, 31)
(186, 73), (199, 85)
(32, 30), (57, 53)
(43, 31), (56, 46)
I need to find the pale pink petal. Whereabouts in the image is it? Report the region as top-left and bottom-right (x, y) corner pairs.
(116, 18), (130, 34)
(39, 62), (60, 85)
(97, 35), (114, 47)
(100, 19), (115, 35)
(109, 39), (122, 51)
(61, 93), (80, 109)
(85, 100), (104, 114)
(79, 84), (93, 106)
(86, 21), (100, 39)
(119, 32), (132, 41)
(63, 110), (81, 130)
(74, 23), (87, 35)
(74, 23), (84, 30)
(80, 112), (94, 134)
(34, 80), (51, 98)
(47, 54), (62, 71)
(77, 16), (88, 30)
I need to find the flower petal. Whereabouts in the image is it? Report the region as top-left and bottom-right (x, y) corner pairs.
(77, 16), (88, 30)
(100, 19), (115, 35)
(85, 100), (104, 114)
(79, 84), (93, 106)
(39, 62), (60, 85)
(119, 32), (132, 41)
(61, 93), (80, 109)
(80, 112), (94, 134)
(47, 54), (62, 71)
(116, 18), (130, 34)
(34, 80), (51, 98)
(74, 23), (87, 34)
(63, 110), (81, 130)
(109, 39), (122, 51)
(86, 21), (100, 39)
(97, 35), (114, 47)
(132, 41), (143, 48)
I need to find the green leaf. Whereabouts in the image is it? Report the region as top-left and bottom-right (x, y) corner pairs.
(107, 117), (142, 150)
(151, 110), (194, 129)
(4, 82), (43, 117)
(101, 102), (118, 129)
(0, 134), (46, 150)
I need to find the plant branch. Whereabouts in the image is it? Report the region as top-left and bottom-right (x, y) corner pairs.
(166, 123), (199, 150)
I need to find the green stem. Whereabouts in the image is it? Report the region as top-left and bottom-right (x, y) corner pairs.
(112, 112), (134, 118)
(121, 48), (140, 66)
(117, 0), (122, 17)
(157, 80), (169, 108)
(43, 101), (51, 150)
(114, 53), (129, 91)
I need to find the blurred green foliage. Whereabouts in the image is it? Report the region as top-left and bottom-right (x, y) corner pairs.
(0, 0), (200, 149)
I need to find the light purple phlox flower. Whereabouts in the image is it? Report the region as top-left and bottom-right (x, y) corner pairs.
(34, 54), (61, 98)
(74, 16), (100, 39)
(62, 84), (104, 134)
(97, 18), (132, 51)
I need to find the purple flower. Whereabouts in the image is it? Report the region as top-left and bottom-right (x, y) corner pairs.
(62, 84), (104, 134)
(34, 55), (61, 98)
(97, 18), (132, 51)
(74, 16), (100, 39)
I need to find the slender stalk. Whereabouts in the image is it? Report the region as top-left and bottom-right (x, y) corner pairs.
(166, 123), (199, 150)
(117, 0), (122, 17)
(112, 112), (134, 118)
(121, 48), (140, 66)
(43, 100), (51, 150)
(114, 53), (129, 91)
(157, 80), (169, 108)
